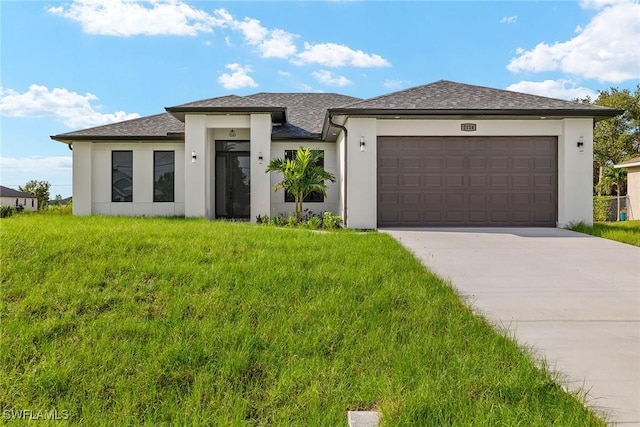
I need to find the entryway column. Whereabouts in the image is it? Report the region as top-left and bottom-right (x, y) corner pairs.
(250, 113), (271, 222)
(184, 114), (207, 217)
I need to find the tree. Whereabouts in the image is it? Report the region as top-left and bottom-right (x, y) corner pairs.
(596, 166), (627, 221)
(266, 147), (336, 223)
(19, 180), (51, 211)
(579, 86), (640, 193)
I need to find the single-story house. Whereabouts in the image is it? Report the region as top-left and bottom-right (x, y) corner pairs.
(614, 156), (640, 220)
(0, 185), (38, 211)
(51, 80), (623, 228)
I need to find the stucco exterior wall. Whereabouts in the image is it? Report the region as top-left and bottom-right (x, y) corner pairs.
(269, 142), (340, 218)
(626, 166), (640, 220)
(0, 196), (37, 211)
(75, 141), (185, 216)
(344, 118), (377, 229)
(344, 117), (594, 228)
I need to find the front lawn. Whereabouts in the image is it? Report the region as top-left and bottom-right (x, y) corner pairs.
(0, 216), (603, 425)
(569, 220), (640, 247)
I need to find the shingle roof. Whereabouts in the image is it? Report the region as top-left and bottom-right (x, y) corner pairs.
(337, 80), (621, 115)
(51, 113), (184, 142)
(246, 93), (361, 135)
(51, 81), (623, 144)
(168, 94), (279, 109)
(0, 185), (37, 198)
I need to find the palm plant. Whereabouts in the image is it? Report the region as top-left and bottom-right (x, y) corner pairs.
(266, 147), (336, 223)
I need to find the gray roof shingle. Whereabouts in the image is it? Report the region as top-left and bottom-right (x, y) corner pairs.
(51, 81), (622, 143)
(338, 80), (620, 114)
(0, 185), (37, 198)
(51, 113), (184, 141)
(246, 93), (361, 134)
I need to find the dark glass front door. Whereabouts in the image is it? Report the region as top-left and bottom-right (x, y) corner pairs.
(215, 146), (250, 219)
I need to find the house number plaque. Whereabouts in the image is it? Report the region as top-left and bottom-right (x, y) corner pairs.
(461, 123), (477, 132)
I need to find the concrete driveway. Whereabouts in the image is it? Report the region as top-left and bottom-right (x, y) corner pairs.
(383, 228), (640, 425)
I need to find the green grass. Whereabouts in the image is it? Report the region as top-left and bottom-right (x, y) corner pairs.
(1, 216), (604, 425)
(569, 220), (640, 247)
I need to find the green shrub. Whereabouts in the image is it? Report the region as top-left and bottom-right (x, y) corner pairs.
(306, 216), (322, 230)
(0, 206), (14, 218)
(322, 212), (343, 229)
(593, 196), (611, 222)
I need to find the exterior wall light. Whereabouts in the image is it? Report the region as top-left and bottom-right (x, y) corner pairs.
(229, 129), (236, 137)
(577, 136), (584, 152)
(360, 136), (365, 152)
(191, 151), (197, 162)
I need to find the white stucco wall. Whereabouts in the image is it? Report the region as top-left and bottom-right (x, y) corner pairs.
(0, 196), (37, 211)
(74, 141), (185, 216)
(557, 118), (594, 226)
(624, 166), (639, 220)
(343, 117), (594, 228)
(269, 142), (340, 219)
(250, 114), (272, 222)
(344, 118), (377, 229)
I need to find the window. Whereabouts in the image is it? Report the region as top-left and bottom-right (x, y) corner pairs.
(112, 151), (133, 202)
(284, 150), (325, 203)
(153, 151), (175, 202)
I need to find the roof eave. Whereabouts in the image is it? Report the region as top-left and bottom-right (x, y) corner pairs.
(327, 108), (625, 118)
(50, 134), (185, 144)
(165, 106), (286, 123)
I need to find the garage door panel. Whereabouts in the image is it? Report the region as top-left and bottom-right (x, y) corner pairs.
(424, 158), (444, 169)
(379, 157), (399, 170)
(490, 175), (509, 187)
(445, 175), (465, 187)
(511, 175), (531, 187)
(377, 136), (557, 227)
(490, 157), (509, 169)
(401, 174), (421, 187)
(469, 175), (488, 187)
(446, 157), (465, 169)
(424, 175), (443, 187)
(379, 174), (399, 187)
(513, 157), (531, 169)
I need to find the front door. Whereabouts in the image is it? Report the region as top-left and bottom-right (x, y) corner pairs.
(215, 141), (250, 219)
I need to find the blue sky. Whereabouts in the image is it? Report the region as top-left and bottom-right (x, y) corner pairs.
(1, 0), (639, 198)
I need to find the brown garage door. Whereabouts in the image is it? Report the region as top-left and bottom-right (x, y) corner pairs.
(377, 136), (557, 227)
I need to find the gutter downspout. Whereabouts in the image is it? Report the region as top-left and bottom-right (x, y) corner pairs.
(329, 114), (348, 227)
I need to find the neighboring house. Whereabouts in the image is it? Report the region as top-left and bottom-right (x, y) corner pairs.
(51, 80), (622, 228)
(614, 156), (640, 220)
(49, 196), (73, 206)
(0, 185), (38, 211)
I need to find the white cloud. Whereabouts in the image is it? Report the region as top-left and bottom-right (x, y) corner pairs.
(50, 3), (391, 68)
(500, 16), (518, 24)
(258, 29), (298, 59)
(506, 79), (597, 100)
(384, 79), (412, 90)
(296, 42), (391, 67)
(0, 156), (73, 174)
(0, 84), (140, 129)
(278, 70), (292, 77)
(218, 64), (258, 89)
(312, 70), (351, 87)
(213, 9), (297, 59)
(48, 0), (218, 36)
(507, 0), (640, 82)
